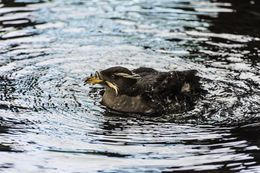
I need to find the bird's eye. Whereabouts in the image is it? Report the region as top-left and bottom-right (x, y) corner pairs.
(112, 74), (119, 79)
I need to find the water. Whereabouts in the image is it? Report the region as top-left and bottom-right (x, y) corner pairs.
(0, 0), (260, 172)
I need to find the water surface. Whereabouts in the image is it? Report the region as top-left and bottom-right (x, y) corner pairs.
(0, 0), (260, 172)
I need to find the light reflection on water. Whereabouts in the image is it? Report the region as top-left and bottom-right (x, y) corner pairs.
(0, 0), (260, 172)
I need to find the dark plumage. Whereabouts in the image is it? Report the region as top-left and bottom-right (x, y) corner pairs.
(85, 66), (204, 115)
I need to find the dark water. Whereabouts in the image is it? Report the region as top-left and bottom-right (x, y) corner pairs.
(0, 0), (260, 172)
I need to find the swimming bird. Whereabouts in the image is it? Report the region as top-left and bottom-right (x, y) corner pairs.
(85, 66), (204, 115)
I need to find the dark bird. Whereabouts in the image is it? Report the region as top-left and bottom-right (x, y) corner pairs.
(85, 66), (204, 115)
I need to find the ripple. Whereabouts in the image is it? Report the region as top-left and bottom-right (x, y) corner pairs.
(0, 0), (260, 172)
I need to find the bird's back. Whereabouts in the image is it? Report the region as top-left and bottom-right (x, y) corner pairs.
(132, 67), (202, 114)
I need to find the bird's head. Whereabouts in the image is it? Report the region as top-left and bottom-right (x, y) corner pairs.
(85, 66), (141, 95)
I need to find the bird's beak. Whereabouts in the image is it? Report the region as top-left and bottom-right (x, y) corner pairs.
(84, 71), (103, 84)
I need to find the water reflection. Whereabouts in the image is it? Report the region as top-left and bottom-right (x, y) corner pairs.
(0, 124), (13, 152)
(1, 0), (47, 7)
(0, 116), (26, 153)
(195, 0), (260, 66)
(0, 0), (46, 41)
(189, 0), (260, 126)
(93, 116), (260, 172)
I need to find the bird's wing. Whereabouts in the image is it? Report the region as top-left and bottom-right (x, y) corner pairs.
(132, 67), (158, 77)
(134, 70), (201, 104)
(160, 70), (200, 94)
(128, 67), (159, 96)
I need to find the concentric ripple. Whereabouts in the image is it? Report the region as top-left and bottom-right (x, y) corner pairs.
(0, 0), (260, 172)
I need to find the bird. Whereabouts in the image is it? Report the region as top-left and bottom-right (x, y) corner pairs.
(85, 66), (204, 115)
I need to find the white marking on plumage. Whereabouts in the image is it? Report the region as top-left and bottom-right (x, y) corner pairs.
(114, 72), (141, 79)
(105, 81), (119, 96)
(181, 82), (190, 92)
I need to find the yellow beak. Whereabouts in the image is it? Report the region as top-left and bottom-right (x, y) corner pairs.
(85, 76), (103, 84)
